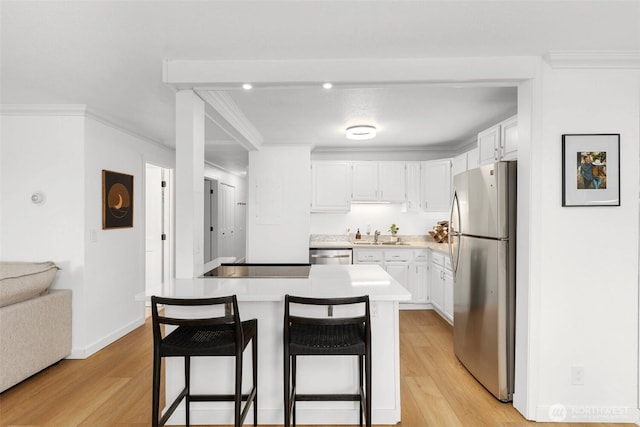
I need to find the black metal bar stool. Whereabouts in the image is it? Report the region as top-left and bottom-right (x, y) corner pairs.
(151, 295), (258, 427)
(283, 294), (371, 427)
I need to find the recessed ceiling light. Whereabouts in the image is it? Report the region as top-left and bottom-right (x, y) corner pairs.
(346, 125), (377, 140)
(242, 83), (253, 90)
(322, 82), (333, 89)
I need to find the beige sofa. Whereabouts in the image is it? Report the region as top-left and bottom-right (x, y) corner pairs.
(0, 261), (71, 393)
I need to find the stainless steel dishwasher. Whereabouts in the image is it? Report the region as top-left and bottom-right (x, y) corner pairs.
(309, 248), (353, 265)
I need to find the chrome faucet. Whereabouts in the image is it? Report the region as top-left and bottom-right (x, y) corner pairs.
(374, 230), (381, 243)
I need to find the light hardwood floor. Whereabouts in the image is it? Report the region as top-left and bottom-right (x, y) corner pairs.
(0, 310), (634, 426)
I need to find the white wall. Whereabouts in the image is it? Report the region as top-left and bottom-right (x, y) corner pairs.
(0, 108), (175, 358)
(247, 146), (310, 263)
(530, 66), (639, 421)
(0, 113), (87, 351)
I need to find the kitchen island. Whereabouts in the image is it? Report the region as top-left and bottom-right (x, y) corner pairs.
(156, 264), (411, 426)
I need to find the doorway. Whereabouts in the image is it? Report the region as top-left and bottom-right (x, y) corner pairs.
(145, 163), (173, 299)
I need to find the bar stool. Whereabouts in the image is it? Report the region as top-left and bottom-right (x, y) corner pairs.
(151, 295), (257, 427)
(283, 294), (371, 427)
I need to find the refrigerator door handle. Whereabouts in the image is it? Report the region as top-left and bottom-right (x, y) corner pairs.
(449, 190), (461, 275)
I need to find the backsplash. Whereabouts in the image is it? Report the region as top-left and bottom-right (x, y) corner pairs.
(310, 203), (448, 236)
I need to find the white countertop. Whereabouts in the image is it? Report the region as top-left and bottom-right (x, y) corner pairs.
(141, 264), (411, 302)
(310, 240), (450, 253)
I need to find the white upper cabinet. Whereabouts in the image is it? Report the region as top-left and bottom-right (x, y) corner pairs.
(467, 147), (479, 170)
(311, 161), (351, 212)
(352, 161), (405, 202)
(477, 115), (518, 165)
(478, 123), (501, 165)
(421, 159), (452, 212)
(500, 115), (518, 160)
(378, 161), (406, 202)
(451, 152), (468, 179)
(351, 162), (378, 200)
(405, 162), (422, 212)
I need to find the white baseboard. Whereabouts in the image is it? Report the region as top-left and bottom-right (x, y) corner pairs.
(68, 315), (145, 359)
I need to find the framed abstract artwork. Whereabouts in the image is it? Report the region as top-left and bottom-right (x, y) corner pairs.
(562, 134), (620, 207)
(102, 169), (134, 229)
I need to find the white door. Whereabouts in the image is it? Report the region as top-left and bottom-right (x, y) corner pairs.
(145, 164), (172, 299)
(220, 183), (236, 258)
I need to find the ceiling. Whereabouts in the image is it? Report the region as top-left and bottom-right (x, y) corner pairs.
(201, 84), (518, 172)
(1, 1), (638, 174)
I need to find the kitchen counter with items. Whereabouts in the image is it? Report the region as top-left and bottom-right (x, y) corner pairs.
(309, 234), (450, 254)
(308, 235), (454, 324)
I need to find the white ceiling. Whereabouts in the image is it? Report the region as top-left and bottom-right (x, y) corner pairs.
(1, 1), (638, 173)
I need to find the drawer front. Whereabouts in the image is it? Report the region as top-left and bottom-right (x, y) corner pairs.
(355, 249), (384, 262)
(384, 250), (412, 262)
(414, 250), (429, 262)
(431, 250), (444, 266)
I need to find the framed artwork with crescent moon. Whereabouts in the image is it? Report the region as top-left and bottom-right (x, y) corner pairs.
(102, 170), (134, 229)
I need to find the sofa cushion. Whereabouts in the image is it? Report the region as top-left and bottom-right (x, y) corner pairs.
(0, 261), (59, 307)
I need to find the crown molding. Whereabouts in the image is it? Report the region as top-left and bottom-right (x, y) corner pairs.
(196, 90), (263, 152)
(0, 104), (88, 116)
(545, 51), (640, 69)
(1, 104), (172, 151)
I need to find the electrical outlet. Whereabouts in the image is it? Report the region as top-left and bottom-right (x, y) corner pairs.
(571, 366), (585, 385)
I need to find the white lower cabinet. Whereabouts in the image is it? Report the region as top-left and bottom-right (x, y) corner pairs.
(354, 248), (426, 304)
(429, 250), (453, 324)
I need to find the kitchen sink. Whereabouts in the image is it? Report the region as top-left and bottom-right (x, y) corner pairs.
(352, 241), (411, 246)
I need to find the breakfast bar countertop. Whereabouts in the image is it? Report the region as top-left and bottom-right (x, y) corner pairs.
(166, 264), (412, 302)
(157, 264), (410, 425)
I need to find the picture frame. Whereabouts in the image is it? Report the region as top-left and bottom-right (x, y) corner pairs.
(102, 169), (134, 229)
(562, 134), (620, 207)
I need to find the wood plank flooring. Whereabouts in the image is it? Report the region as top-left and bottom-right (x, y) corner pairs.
(0, 310), (634, 426)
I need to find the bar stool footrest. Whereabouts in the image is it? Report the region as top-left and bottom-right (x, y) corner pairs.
(295, 393), (361, 402)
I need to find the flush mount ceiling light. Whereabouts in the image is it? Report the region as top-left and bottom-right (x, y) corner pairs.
(242, 83), (253, 90)
(322, 82), (333, 89)
(346, 125), (377, 140)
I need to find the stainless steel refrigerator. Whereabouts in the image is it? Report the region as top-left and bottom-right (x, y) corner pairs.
(448, 161), (516, 402)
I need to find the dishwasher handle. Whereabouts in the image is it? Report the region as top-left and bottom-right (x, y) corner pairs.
(310, 254), (351, 259)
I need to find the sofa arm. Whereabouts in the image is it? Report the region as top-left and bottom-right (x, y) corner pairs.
(0, 289), (72, 392)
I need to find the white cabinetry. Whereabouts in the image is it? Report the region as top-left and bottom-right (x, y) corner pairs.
(378, 162), (406, 202)
(430, 250), (453, 324)
(311, 161), (351, 212)
(500, 115), (518, 160)
(384, 250), (411, 295)
(405, 162), (422, 212)
(477, 115), (518, 166)
(354, 249), (384, 266)
(411, 250), (429, 304)
(351, 161), (405, 202)
(451, 152), (468, 179)
(421, 160), (452, 212)
(351, 162), (379, 201)
(354, 248), (428, 305)
(467, 147), (479, 170)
